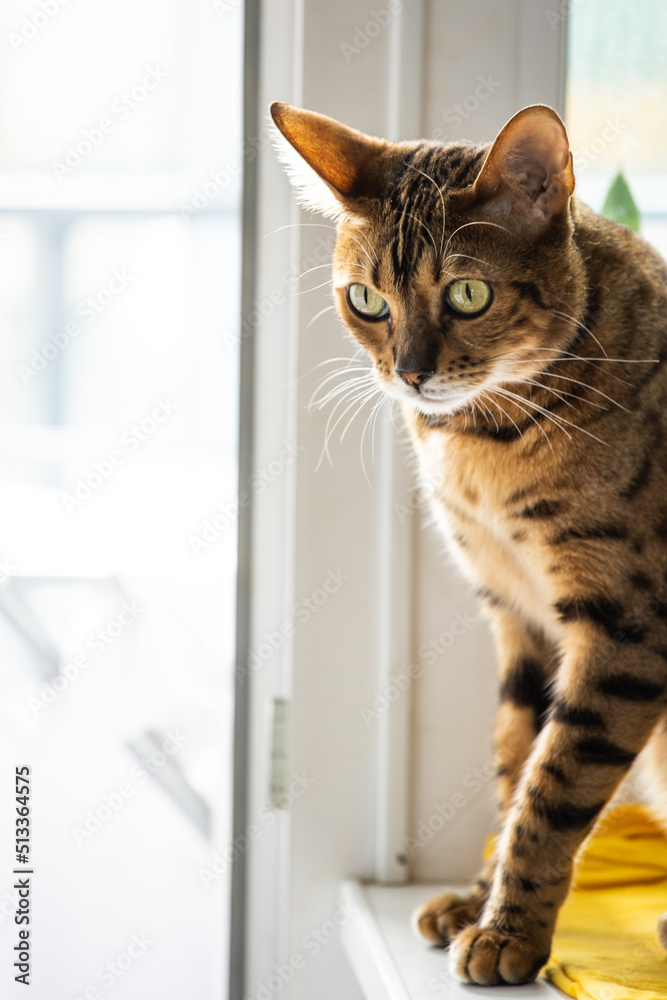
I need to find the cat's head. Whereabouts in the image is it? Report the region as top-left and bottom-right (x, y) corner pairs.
(271, 102), (583, 421)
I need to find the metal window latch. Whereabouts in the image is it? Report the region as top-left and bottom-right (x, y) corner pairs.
(269, 697), (289, 809)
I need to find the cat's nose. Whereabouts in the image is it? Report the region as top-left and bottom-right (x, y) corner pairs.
(397, 368), (433, 387)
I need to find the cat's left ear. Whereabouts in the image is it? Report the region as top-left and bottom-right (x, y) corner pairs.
(270, 102), (388, 219)
(472, 105), (575, 231)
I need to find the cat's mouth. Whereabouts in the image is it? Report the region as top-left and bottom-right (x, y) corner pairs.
(379, 369), (487, 416)
(404, 383), (479, 416)
(419, 387), (455, 401)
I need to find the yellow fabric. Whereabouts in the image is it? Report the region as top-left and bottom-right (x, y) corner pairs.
(544, 805), (667, 999)
(483, 805), (667, 997)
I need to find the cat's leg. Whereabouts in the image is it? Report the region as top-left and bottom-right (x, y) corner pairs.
(449, 630), (667, 985)
(637, 714), (667, 947)
(414, 610), (557, 946)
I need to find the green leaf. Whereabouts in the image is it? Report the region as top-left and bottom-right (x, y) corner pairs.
(601, 172), (640, 232)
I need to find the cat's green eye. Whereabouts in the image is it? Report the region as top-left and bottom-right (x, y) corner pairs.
(347, 283), (389, 320)
(446, 279), (493, 317)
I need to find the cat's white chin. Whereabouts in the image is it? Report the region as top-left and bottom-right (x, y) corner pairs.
(380, 377), (476, 416)
(413, 392), (476, 417)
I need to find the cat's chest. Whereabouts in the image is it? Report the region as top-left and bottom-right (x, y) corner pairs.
(417, 428), (529, 531)
(414, 428), (562, 628)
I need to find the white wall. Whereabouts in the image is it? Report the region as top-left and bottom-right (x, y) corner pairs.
(410, 0), (566, 883)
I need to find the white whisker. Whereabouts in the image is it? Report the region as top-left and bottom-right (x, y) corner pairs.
(442, 251), (494, 270)
(289, 262), (334, 287)
(494, 384), (610, 447)
(527, 371), (628, 412)
(311, 374), (374, 410)
(264, 221), (336, 239)
(491, 386), (555, 450)
(317, 386), (379, 469)
(307, 304), (336, 328)
(294, 277), (339, 295)
(309, 363), (372, 394)
(499, 346), (657, 364)
(312, 353), (366, 370)
(476, 392), (500, 432)
(552, 307), (608, 358)
(345, 229), (379, 266)
(369, 396), (386, 462)
(341, 388), (381, 444)
(443, 219), (509, 264)
(490, 347), (633, 388)
(519, 377), (606, 411)
(483, 391), (525, 442)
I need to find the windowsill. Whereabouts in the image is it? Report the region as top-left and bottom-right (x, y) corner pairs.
(340, 881), (564, 999)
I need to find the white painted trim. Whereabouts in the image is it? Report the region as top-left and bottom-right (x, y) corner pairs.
(244, 0), (300, 994)
(374, 0), (425, 887)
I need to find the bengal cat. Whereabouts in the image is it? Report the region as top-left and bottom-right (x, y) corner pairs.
(271, 101), (667, 986)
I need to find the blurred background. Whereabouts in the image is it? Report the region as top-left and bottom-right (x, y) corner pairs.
(0, 2), (241, 997)
(566, 0), (667, 251)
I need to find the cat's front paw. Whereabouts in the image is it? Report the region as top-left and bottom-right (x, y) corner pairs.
(449, 925), (550, 986)
(413, 891), (484, 946)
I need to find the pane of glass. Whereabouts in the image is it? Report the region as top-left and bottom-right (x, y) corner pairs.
(0, 0), (241, 176)
(0, 217), (46, 429)
(0, 3), (242, 997)
(566, 0), (667, 255)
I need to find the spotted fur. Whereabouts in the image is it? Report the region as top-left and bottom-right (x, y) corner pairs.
(272, 101), (667, 986)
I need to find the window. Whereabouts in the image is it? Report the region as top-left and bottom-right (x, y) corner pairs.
(0, 2), (241, 996)
(566, 0), (667, 254)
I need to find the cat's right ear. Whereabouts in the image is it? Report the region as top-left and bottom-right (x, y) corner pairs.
(270, 102), (388, 219)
